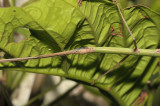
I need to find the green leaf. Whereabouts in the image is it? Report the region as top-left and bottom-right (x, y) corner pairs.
(0, 0), (160, 105)
(117, 0), (127, 8)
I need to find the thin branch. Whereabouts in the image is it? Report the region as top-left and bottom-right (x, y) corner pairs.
(0, 47), (160, 63)
(93, 47), (160, 57)
(113, 0), (138, 50)
(0, 47), (160, 85)
(91, 55), (129, 85)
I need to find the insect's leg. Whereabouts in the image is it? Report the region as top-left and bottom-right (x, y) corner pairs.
(91, 55), (129, 85)
(113, 0), (138, 51)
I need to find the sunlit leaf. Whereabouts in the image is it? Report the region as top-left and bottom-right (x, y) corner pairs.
(0, 0), (159, 105)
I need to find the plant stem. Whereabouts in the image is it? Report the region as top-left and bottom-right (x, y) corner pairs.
(93, 47), (160, 57)
(0, 47), (160, 63)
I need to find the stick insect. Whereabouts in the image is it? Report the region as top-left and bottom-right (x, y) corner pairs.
(0, 0), (143, 85)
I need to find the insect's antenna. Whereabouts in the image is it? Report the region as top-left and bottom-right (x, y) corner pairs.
(91, 55), (129, 85)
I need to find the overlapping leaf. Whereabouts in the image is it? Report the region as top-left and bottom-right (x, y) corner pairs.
(0, 0), (160, 105)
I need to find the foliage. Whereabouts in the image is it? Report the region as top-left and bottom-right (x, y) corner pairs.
(0, 0), (160, 105)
